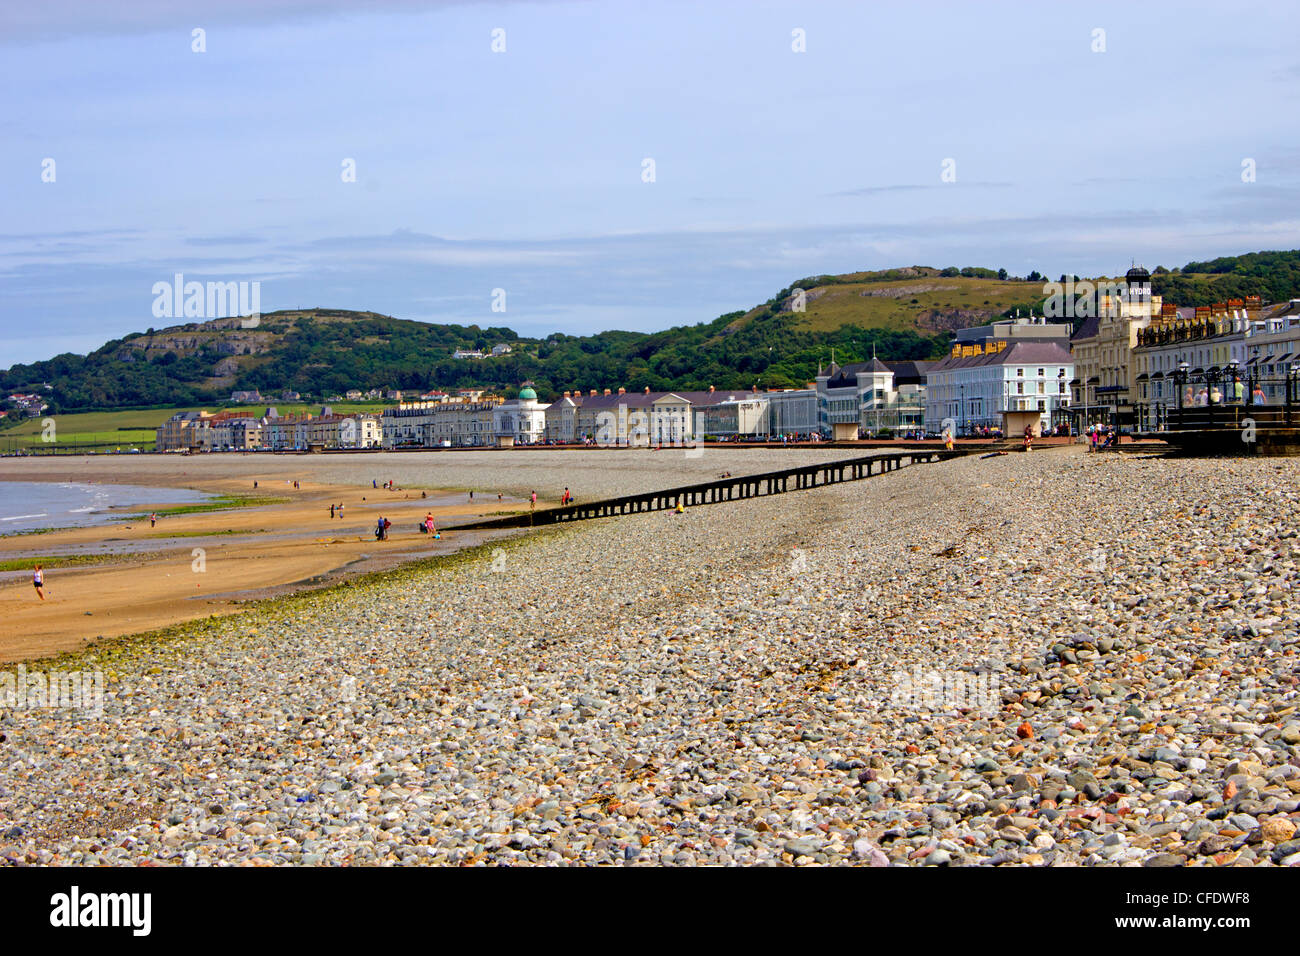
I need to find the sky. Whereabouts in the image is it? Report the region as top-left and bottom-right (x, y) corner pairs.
(2, 0), (1299, 366)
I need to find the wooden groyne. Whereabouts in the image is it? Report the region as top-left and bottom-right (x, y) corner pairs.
(450, 449), (969, 531)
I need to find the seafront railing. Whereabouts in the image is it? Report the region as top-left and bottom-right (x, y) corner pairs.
(449, 449), (970, 531)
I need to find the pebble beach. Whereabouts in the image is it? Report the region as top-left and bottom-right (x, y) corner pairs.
(2, 445), (1299, 866)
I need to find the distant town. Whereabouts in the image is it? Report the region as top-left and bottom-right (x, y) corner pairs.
(8, 268), (1297, 455)
(138, 267), (1300, 453)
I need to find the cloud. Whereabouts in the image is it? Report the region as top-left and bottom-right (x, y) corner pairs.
(827, 182), (1015, 198)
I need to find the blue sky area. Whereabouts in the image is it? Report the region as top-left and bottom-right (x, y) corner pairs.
(2, 0), (1298, 365)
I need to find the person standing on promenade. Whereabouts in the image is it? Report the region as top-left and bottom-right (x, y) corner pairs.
(33, 564), (46, 600)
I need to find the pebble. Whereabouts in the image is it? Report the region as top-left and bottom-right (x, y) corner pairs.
(2, 447), (1297, 866)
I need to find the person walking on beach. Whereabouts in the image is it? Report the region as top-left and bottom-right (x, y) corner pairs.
(33, 564), (46, 600)
(377, 516), (386, 540)
(330, 503), (336, 519)
(337, 502), (344, 520)
(469, 490), (474, 502)
(149, 512), (157, 528)
(530, 490), (537, 511)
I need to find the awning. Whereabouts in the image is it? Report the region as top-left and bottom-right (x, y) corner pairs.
(1086, 376), (1101, 384)
(1136, 373), (1149, 381)
(1190, 368), (1204, 375)
(1246, 356), (1260, 365)
(1068, 378), (1081, 386)
(1150, 371), (1164, 379)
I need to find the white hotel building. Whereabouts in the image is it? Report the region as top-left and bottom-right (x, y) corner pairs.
(924, 341), (1074, 435)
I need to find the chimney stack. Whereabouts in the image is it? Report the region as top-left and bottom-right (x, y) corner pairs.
(563, 390), (570, 398)
(709, 385), (715, 393)
(618, 387), (626, 395)
(644, 386), (650, 394)
(604, 388), (611, 396)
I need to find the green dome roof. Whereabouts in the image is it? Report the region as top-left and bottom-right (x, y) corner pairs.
(518, 386), (538, 400)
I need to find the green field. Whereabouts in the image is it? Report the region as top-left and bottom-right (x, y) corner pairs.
(0, 401), (392, 452)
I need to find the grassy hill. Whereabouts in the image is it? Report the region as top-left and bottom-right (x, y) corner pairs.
(724, 270), (1046, 337)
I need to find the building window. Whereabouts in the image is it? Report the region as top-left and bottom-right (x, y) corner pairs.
(1017, 368), (1024, 377)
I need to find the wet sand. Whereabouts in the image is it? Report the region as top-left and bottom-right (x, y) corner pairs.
(0, 447), (858, 662)
(0, 469), (525, 662)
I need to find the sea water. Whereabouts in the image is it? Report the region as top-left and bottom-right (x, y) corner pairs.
(0, 481), (210, 532)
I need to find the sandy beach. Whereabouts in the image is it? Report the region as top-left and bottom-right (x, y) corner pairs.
(0, 447), (849, 661)
(0, 466), (526, 661)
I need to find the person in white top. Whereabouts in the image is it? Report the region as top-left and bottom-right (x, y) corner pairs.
(33, 564), (46, 600)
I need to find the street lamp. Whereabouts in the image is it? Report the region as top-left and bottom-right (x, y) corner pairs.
(1288, 362), (1300, 424)
(1058, 368), (1067, 435)
(1175, 361), (1190, 426)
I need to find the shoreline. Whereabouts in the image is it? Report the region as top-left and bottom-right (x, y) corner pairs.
(3, 526), (541, 673)
(0, 470), (531, 662)
(0, 447), (854, 662)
